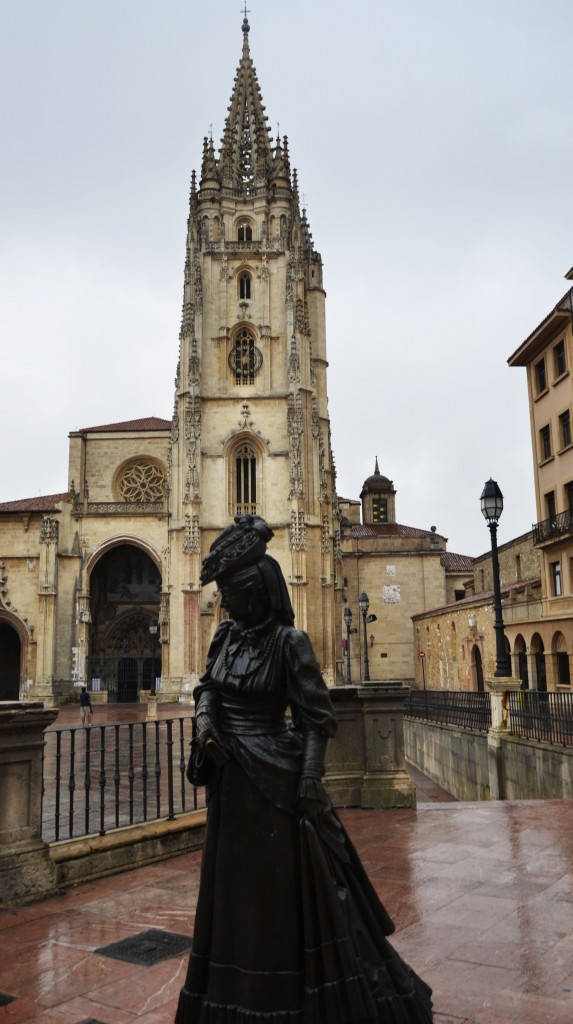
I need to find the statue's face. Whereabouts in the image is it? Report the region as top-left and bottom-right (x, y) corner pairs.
(218, 576), (267, 627)
(219, 581), (251, 624)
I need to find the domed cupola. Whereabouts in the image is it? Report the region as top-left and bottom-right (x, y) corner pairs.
(360, 458), (396, 524)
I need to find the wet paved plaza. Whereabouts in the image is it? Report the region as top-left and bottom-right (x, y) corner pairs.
(1, 705), (572, 1022)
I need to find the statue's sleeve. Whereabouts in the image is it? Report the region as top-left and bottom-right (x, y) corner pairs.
(284, 628), (337, 740)
(193, 620), (231, 713)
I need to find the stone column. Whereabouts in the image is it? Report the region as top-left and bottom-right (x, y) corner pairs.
(0, 702), (58, 907)
(32, 517), (59, 705)
(325, 682), (416, 809)
(486, 676), (523, 800)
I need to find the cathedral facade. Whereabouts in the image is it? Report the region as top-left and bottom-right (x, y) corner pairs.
(0, 18), (341, 705)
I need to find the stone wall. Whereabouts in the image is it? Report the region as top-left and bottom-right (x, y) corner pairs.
(405, 718), (573, 801)
(471, 531), (539, 593)
(341, 534), (447, 684)
(501, 734), (573, 800)
(404, 719), (490, 800)
(412, 578), (543, 690)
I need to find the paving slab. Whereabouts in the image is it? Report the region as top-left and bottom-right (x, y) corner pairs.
(0, 790), (572, 1022)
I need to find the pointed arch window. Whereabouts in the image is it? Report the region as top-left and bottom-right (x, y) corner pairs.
(239, 272), (251, 300)
(237, 222), (252, 242)
(235, 443), (258, 514)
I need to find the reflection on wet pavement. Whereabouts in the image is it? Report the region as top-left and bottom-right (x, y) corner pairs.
(2, 756), (572, 1022)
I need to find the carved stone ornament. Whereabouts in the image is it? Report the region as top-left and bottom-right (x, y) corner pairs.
(321, 513), (331, 553)
(183, 512), (201, 553)
(383, 585), (401, 604)
(289, 509), (307, 551)
(40, 516), (59, 543)
(311, 396), (320, 439)
(0, 561), (10, 609)
(287, 392), (304, 498)
(288, 336), (300, 383)
(194, 256), (203, 312)
(189, 338), (201, 386)
(318, 433), (328, 502)
(184, 397), (201, 501)
(171, 405), (180, 444)
(159, 591), (170, 626)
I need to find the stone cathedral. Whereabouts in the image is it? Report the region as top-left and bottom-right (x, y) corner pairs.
(0, 17), (341, 704)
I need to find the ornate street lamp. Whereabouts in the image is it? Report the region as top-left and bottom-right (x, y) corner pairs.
(343, 606), (356, 683)
(480, 479), (511, 677)
(358, 592), (377, 681)
(148, 618), (159, 694)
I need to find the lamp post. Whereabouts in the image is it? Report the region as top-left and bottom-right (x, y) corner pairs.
(480, 478), (512, 677)
(343, 606), (356, 683)
(358, 592), (377, 682)
(148, 618), (159, 694)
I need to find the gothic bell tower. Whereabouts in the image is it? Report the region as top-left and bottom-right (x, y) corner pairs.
(166, 16), (340, 693)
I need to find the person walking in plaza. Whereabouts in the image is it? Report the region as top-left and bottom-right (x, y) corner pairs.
(79, 686), (92, 727)
(175, 514), (433, 1024)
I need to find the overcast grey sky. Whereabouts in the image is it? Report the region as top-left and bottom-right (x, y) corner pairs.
(2, 0), (572, 557)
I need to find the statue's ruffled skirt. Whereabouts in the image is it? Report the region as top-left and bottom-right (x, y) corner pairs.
(175, 761), (433, 1023)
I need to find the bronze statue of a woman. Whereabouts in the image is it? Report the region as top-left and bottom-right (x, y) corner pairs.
(175, 514), (433, 1023)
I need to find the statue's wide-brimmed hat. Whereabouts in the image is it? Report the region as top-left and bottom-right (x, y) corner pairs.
(200, 515), (274, 585)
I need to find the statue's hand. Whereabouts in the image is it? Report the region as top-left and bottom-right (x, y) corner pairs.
(297, 776), (328, 820)
(195, 712), (217, 750)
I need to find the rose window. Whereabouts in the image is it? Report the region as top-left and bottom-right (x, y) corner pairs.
(118, 462), (166, 503)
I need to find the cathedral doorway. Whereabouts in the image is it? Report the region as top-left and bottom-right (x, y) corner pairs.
(0, 622), (21, 700)
(88, 544), (161, 702)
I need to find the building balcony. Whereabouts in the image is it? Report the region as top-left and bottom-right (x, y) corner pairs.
(235, 503), (258, 516)
(533, 509), (573, 545)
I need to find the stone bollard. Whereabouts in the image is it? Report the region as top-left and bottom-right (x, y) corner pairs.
(486, 677), (523, 799)
(147, 693), (158, 720)
(0, 702), (58, 907)
(324, 683), (416, 809)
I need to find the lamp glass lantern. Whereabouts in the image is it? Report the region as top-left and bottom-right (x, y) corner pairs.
(480, 478), (504, 523)
(358, 592), (369, 615)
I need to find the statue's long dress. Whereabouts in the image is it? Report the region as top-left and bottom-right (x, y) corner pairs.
(175, 620), (433, 1024)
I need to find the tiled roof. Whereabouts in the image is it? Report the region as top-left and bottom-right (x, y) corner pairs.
(440, 551), (474, 573)
(0, 493), (71, 513)
(347, 523), (446, 540)
(77, 416), (172, 433)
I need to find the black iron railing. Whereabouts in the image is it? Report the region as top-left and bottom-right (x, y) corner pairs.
(508, 691), (573, 747)
(404, 690), (492, 732)
(533, 509), (573, 545)
(42, 716), (203, 843)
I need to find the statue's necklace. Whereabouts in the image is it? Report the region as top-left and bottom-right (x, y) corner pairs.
(222, 623), (278, 679)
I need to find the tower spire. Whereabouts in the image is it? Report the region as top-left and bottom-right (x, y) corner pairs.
(216, 13), (272, 192)
(242, 4), (250, 55)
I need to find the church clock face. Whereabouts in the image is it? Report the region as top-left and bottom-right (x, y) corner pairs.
(228, 330), (263, 384)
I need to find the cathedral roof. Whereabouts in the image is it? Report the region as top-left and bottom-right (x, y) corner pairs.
(76, 416), (172, 434)
(0, 492), (71, 513)
(348, 523), (446, 540)
(440, 551), (474, 573)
